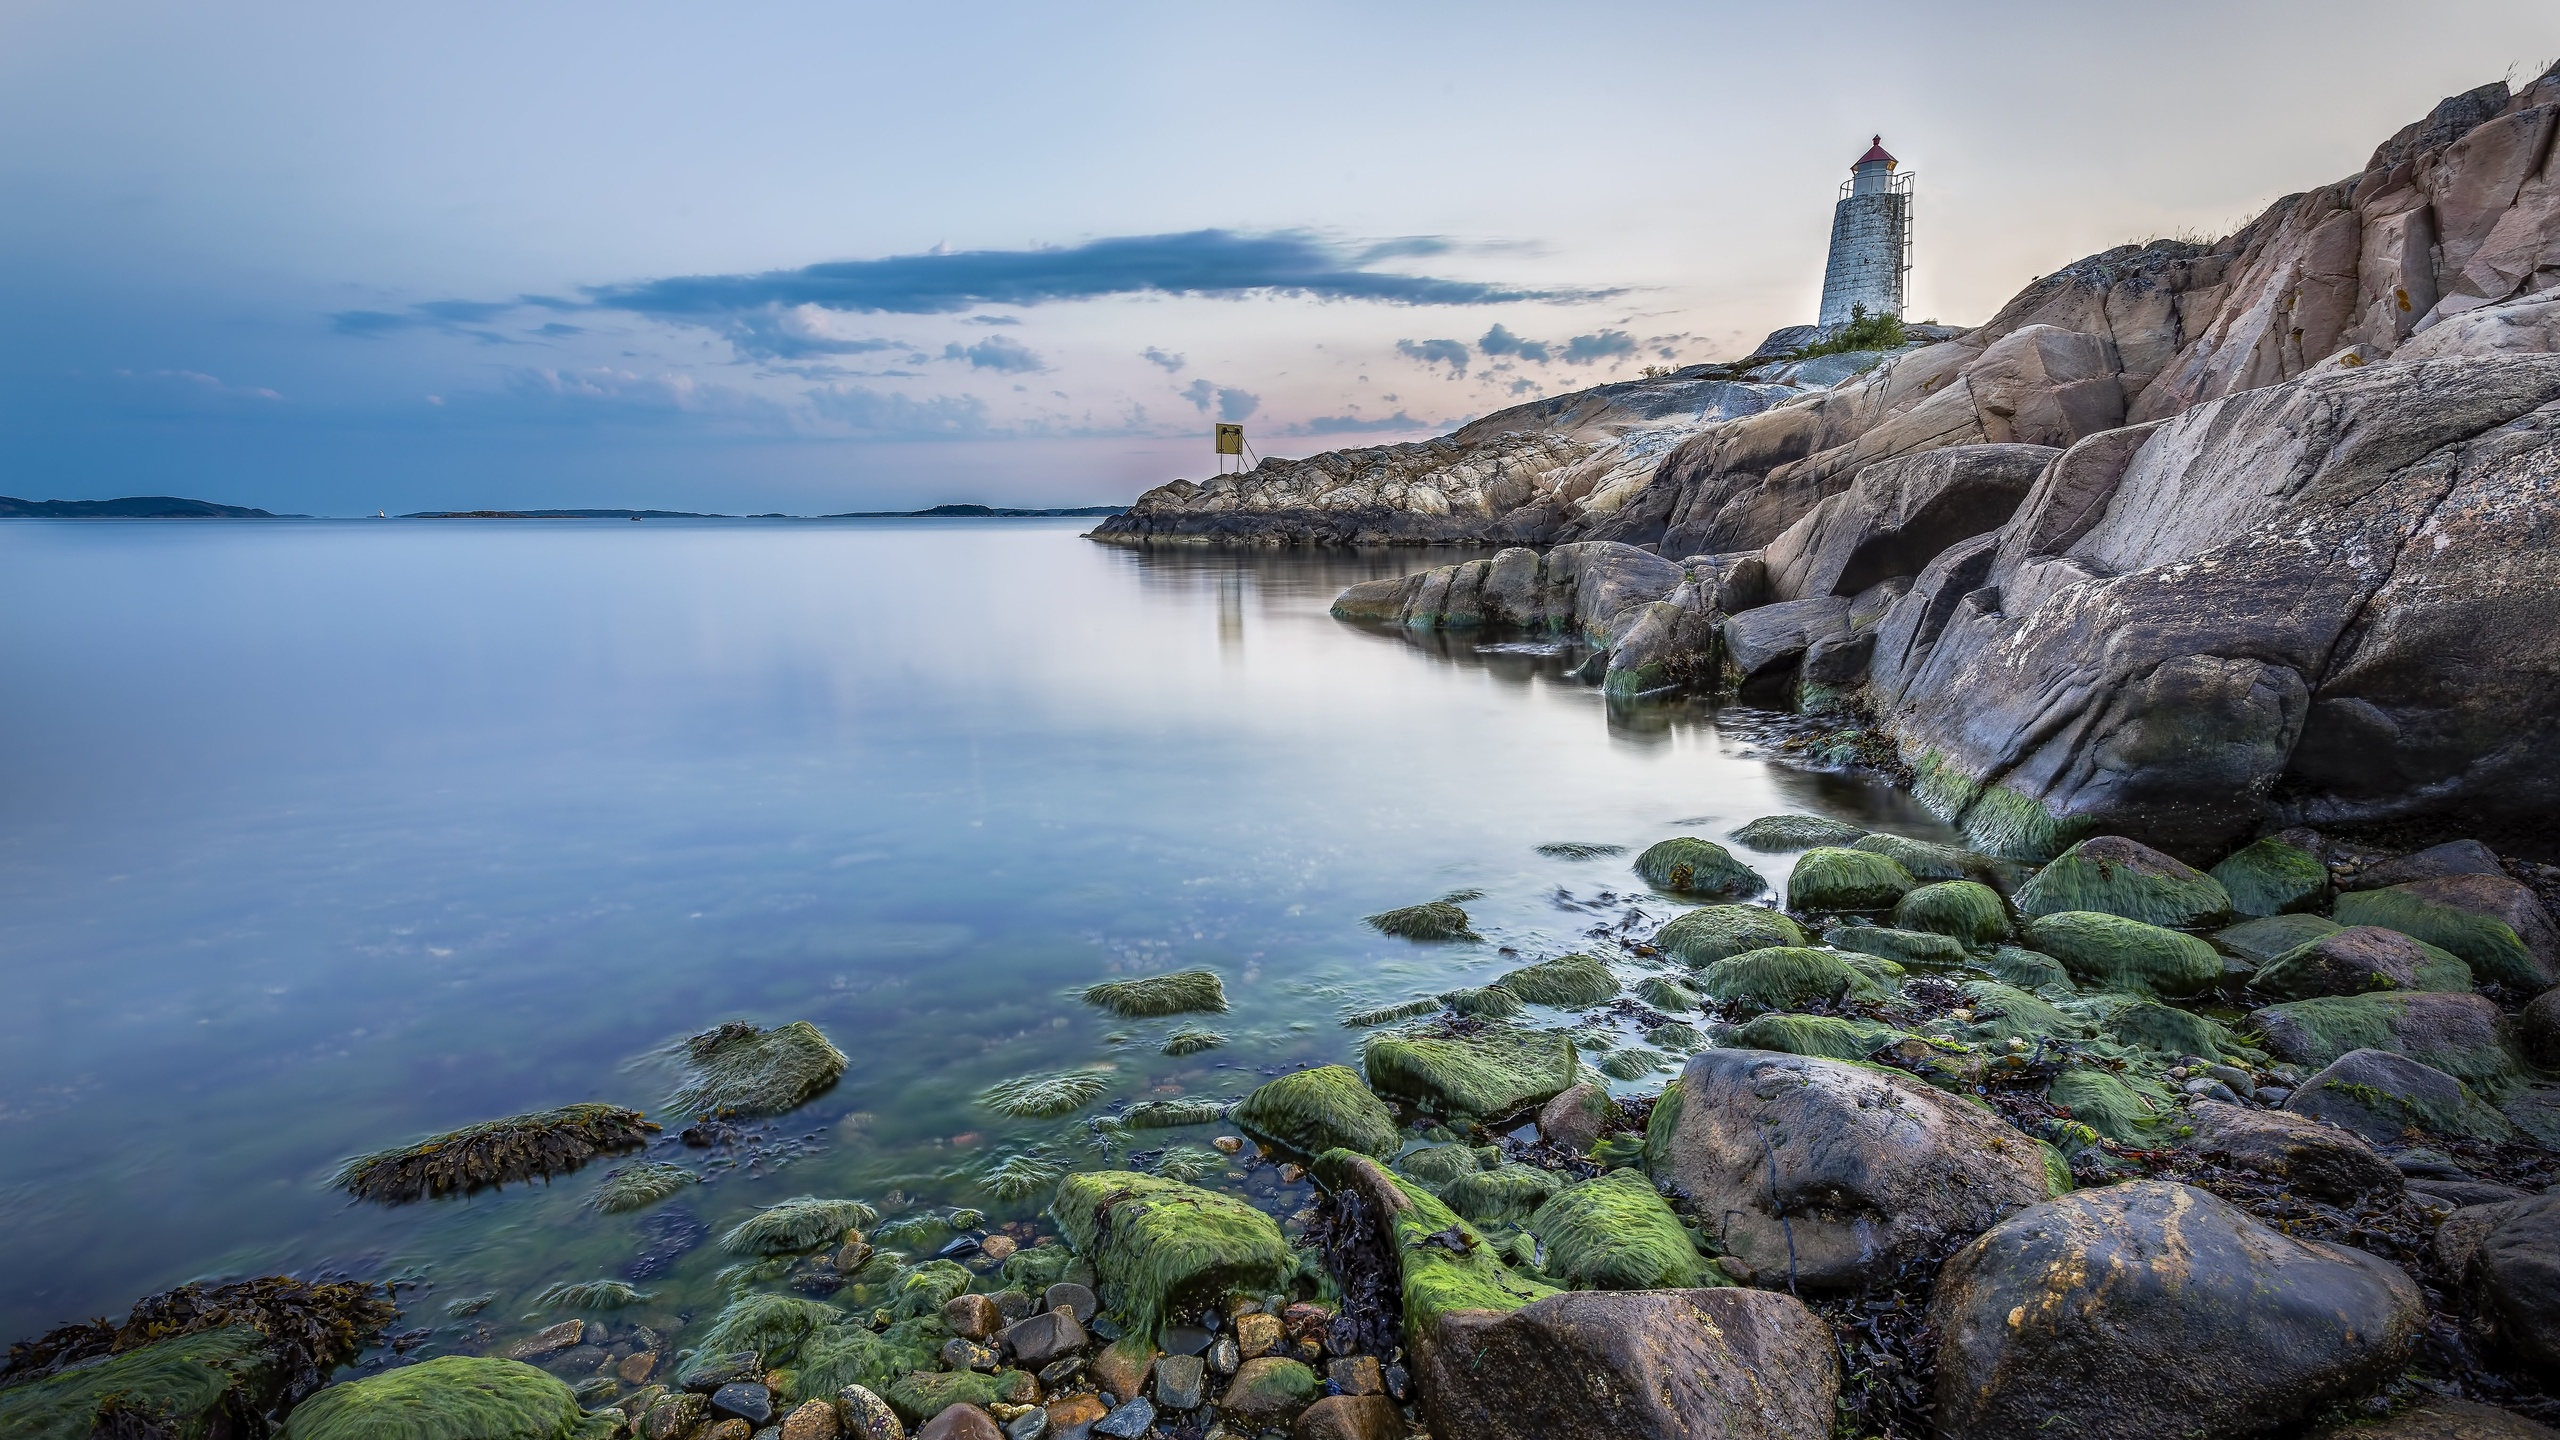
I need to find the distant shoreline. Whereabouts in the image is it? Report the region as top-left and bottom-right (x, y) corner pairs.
(1, 496), (1126, 520)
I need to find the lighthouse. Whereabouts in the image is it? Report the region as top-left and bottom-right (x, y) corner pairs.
(1817, 136), (1913, 328)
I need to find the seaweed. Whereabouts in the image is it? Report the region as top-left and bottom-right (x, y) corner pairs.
(1233, 1065), (1400, 1158)
(1440, 1164), (1565, 1225)
(1363, 1025), (1579, 1121)
(278, 1356), (589, 1440)
(978, 1068), (1113, 1118)
(1892, 880), (2010, 945)
(1342, 997), (1442, 1027)
(1634, 975), (1701, 1011)
(1695, 946), (1887, 1014)
(2014, 836), (2231, 928)
(1394, 1143), (1488, 1187)
(1441, 985), (1525, 1019)
(790, 1319), (942, 1407)
(1725, 1013), (1901, 1061)
(1825, 925), (1967, 967)
(720, 1196), (879, 1256)
(1148, 1145), (1231, 1183)
(2209, 837), (2329, 918)
(1788, 847), (1917, 912)
(1050, 1172), (1295, 1340)
(532, 1279), (651, 1312)
(2046, 1066), (2173, 1145)
(694, 1292), (843, 1363)
(1848, 832), (1988, 884)
(1653, 905), (1806, 965)
(1491, 953), (1618, 1008)
(1729, 815), (1869, 852)
(1595, 1049), (1661, 1080)
(976, 1148), (1068, 1202)
(1122, 1096), (1229, 1129)
(1363, 901), (1479, 942)
(1160, 1028), (1227, 1056)
(1536, 842), (1626, 860)
(1079, 970), (1229, 1018)
(663, 1019), (848, 1119)
(1, 1276), (395, 1408)
(1527, 1169), (1707, 1290)
(334, 1104), (657, 1205)
(2022, 911), (2222, 997)
(587, 1160), (695, 1214)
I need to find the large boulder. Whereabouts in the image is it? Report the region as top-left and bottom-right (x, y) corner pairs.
(1049, 1173), (1296, 1339)
(2211, 835), (2331, 917)
(2442, 1193), (2560, 1373)
(2309, 1397), (2560, 1440)
(1233, 1066), (1399, 1159)
(280, 1357), (588, 1440)
(2248, 990), (2517, 1091)
(1363, 1025), (1578, 1121)
(2285, 1048), (2518, 1144)
(1931, 1182), (2425, 1440)
(2178, 1100), (2405, 1204)
(2251, 925), (2474, 997)
(1759, 443), (2057, 602)
(1416, 1289), (1840, 1440)
(2335, 874), (2559, 989)
(2013, 835), (2233, 926)
(1646, 1048), (2063, 1291)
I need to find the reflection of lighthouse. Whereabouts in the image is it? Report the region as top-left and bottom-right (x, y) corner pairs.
(1817, 136), (1913, 327)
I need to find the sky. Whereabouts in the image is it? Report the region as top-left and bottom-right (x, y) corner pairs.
(1, 2), (2555, 515)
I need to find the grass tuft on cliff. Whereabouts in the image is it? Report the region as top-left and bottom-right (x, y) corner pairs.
(334, 1104), (657, 1205)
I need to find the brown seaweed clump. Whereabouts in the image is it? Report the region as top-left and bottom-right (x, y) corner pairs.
(0, 1275), (398, 1406)
(333, 1103), (658, 1204)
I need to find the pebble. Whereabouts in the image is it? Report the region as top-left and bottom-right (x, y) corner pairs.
(680, 1353), (762, 1393)
(994, 1291), (1036, 1323)
(944, 1294), (1005, 1342)
(1003, 1411), (1048, 1440)
(573, 1376), (619, 1404)
(1277, 1163), (1305, 1183)
(1324, 1317), (1359, 1358)
(833, 1384), (904, 1440)
(1043, 1393), (1107, 1433)
(1206, 1336), (1240, 1375)
(1326, 1356), (1382, 1397)
(942, 1338), (1000, 1372)
(979, 1234), (1018, 1262)
(1000, 1309), (1087, 1370)
(712, 1383), (776, 1427)
(1233, 1313), (1282, 1359)
(1382, 1362), (1409, 1402)
(1212, 1135), (1243, 1153)
(780, 1400), (841, 1440)
(1154, 1353), (1208, 1410)
(1092, 1398), (1156, 1439)
(506, 1320), (585, 1360)
(1159, 1324), (1213, 1357)
(1090, 1336), (1157, 1400)
(2256, 1085), (2292, 1105)
(835, 1239), (874, 1275)
(705, 1422), (753, 1440)
(619, 1351), (660, 1384)
(1043, 1284), (1098, 1324)
(915, 1406), (1002, 1440)
(1036, 1357), (1085, 1387)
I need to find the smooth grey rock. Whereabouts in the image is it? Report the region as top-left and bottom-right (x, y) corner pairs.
(2344, 839), (2510, 890)
(1041, 1284), (1096, 1324)
(712, 1383), (776, 1427)
(2180, 1100), (2403, 1204)
(1090, 1398), (1153, 1439)
(2285, 1048), (2518, 1144)
(1152, 1354), (1206, 1410)
(1762, 442), (2056, 602)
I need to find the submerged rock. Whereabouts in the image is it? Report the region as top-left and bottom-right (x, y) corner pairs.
(1631, 837), (1765, 899)
(1652, 905), (1806, 965)
(1362, 1024), (1578, 1121)
(281, 1357), (589, 1440)
(335, 1103), (658, 1204)
(723, 1197), (881, 1256)
(2252, 925), (2474, 997)
(2022, 910), (2221, 996)
(1362, 899), (1478, 942)
(1787, 846), (1917, 911)
(1234, 1066), (1398, 1159)
(2285, 1048), (2518, 1144)
(1647, 1048), (2063, 1290)
(1727, 814), (1868, 851)
(1050, 1172), (1294, 1341)
(1078, 970), (1229, 1018)
(1932, 1182), (2423, 1440)
(2211, 836), (2330, 917)
(1694, 946), (1888, 1014)
(2015, 835), (2232, 927)
(669, 1020), (850, 1119)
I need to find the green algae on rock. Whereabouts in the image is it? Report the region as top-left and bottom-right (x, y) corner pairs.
(1893, 880), (2010, 944)
(1491, 952), (1618, 1008)
(2249, 992), (2519, 1094)
(1341, 997), (1441, 1027)
(334, 1103), (657, 1205)
(587, 1160), (695, 1214)
(2048, 1065), (2172, 1144)
(1122, 1096), (1229, 1129)
(2080, 995), (2242, 1059)
(1595, 1049), (1661, 1080)
(1441, 1163), (1566, 1226)
(697, 1291), (844, 1360)
(1050, 1172), (1295, 1341)
(0, 1327), (288, 1440)
(978, 1148), (1068, 1202)
(885, 1368), (1035, 1425)
(279, 1357), (593, 1440)
(1634, 975), (1701, 1011)
(1695, 946), (1888, 1014)
(1148, 1144), (1229, 1183)
(1526, 1169), (1709, 1290)
(1159, 1028), (1228, 1056)
(1825, 924), (1967, 967)
(790, 1319), (944, 1405)
(1789, 847), (1917, 912)
(0, 1275), (398, 1417)
(1363, 899), (1480, 942)
(1631, 837), (1766, 899)
(1535, 841), (1626, 860)
(1955, 981), (2085, 1043)
(1233, 1065), (1399, 1158)
(2210, 836), (2329, 917)
(2013, 836), (2231, 928)
(1982, 945), (2074, 993)
(2214, 912), (2343, 966)
(977, 1068), (1113, 1119)
(1849, 831), (1994, 884)
(1653, 905), (1806, 965)
(1395, 1142), (1488, 1187)
(533, 1279), (650, 1312)
(1439, 985), (1524, 1019)
(666, 1019), (849, 1119)
(1725, 1012), (1902, 1061)
(1728, 814), (1869, 852)
(721, 1196), (879, 1255)
(2022, 911), (2221, 997)
(2252, 926), (2474, 999)
(2333, 886), (2544, 989)
(1079, 969), (1229, 1018)
(1308, 1152), (1555, 1342)
(1363, 1025), (1579, 1121)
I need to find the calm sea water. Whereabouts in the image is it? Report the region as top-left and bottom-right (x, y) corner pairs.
(0, 517), (1948, 1349)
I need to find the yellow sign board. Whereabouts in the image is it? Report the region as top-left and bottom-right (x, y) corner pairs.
(1213, 423), (1244, 456)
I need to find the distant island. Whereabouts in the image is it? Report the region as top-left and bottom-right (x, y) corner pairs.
(0, 495), (283, 518)
(408, 503), (1129, 519)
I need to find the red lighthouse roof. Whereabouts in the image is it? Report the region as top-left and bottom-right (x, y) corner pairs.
(1854, 135), (1897, 167)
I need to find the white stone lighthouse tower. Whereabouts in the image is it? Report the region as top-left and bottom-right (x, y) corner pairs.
(1817, 136), (1913, 327)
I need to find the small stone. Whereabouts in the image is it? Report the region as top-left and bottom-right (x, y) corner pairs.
(1290, 1394), (1403, 1440)
(1290, 1337), (1324, 1366)
(2205, 1064), (2255, 1097)
(1043, 1284), (1097, 1323)
(942, 1338), (1000, 1372)
(1234, 1313), (1282, 1360)
(680, 1353), (763, 1393)
(1036, 1358), (1084, 1387)
(1089, 1335), (1158, 1401)
(1206, 1335), (1240, 1375)
(782, 1400), (841, 1440)
(1088, 1316), (1123, 1342)
(834, 1384), (906, 1440)
(507, 1320), (586, 1360)
(979, 1234), (1018, 1262)
(620, 1352), (661, 1384)
(1277, 1163), (1305, 1183)
(574, 1376), (620, 1405)
(1280, 1303), (1331, 1342)
(644, 1393), (709, 1440)
(706, 1421), (753, 1440)
(713, 1383), (776, 1427)
(915, 1406), (1002, 1440)
(1219, 1357), (1320, 1422)
(1325, 1356), (1381, 1397)
(1212, 1135), (1243, 1153)
(1003, 1410), (1048, 1440)
(1092, 1397), (1155, 1439)
(836, 1238), (875, 1274)
(1043, 1393), (1106, 1434)
(1381, 1363), (1408, 1402)
(1000, 1308), (1088, 1369)
(1159, 1324), (1212, 1357)
(1154, 1354), (1208, 1410)
(945, 1294), (1005, 1341)
(994, 1292), (1036, 1323)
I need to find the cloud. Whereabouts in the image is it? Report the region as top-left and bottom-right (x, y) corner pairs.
(1287, 411), (1431, 436)
(941, 335), (1045, 373)
(113, 368), (283, 402)
(1395, 338), (1470, 376)
(1479, 323), (1550, 363)
(803, 385), (994, 437)
(967, 314), (1021, 325)
(1178, 380), (1259, 422)
(1561, 329), (1636, 364)
(1141, 346), (1186, 373)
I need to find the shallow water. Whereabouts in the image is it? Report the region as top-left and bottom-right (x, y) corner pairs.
(0, 517), (1950, 1350)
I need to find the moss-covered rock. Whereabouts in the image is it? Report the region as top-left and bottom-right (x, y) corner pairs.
(1695, 946), (1888, 1014)
(697, 1292), (844, 1361)
(1440, 1164), (1566, 1226)
(2048, 1066), (2173, 1144)
(1232, 1066), (1398, 1159)
(1363, 1026), (1578, 1121)
(1788, 847), (1917, 912)
(2014, 836), (2231, 928)
(1954, 982), (2085, 1044)
(1079, 970), (1229, 1018)
(788, 1318), (944, 1403)
(2214, 913), (2343, 967)
(2252, 926), (2474, 999)
(1593, 1049), (1661, 1081)
(1850, 832), (1993, 884)
(2079, 995), (2241, 1059)
(1893, 881), (2010, 945)
(1, 1328), (285, 1440)
(2286, 1049), (2518, 1145)
(667, 1020), (849, 1119)
(2210, 837), (2329, 918)
(1363, 900), (1478, 942)
(1729, 814), (1868, 851)
(882, 1368), (1034, 1425)
(1725, 1012), (1902, 1061)
(2022, 912), (2221, 997)
(1440, 985), (1523, 1019)
(1632, 838), (1766, 900)
(335, 1104), (659, 1204)
(1824, 925), (1967, 967)
(1050, 1173), (1295, 1341)
(721, 1196), (879, 1255)
(1309, 1152), (1556, 1345)
(1394, 1142), (1486, 1187)
(2334, 885), (2545, 990)
(1491, 953), (1618, 1008)
(1633, 975), (1700, 1011)
(1218, 1357), (1322, 1421)
(1525, 1170), (1708, 1290)
(1982, 945), (2073, 993)
(1653, 905), (1806, 966)
(2248, 992), (2519, 1094)
(281, 1357), (587, 1440)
